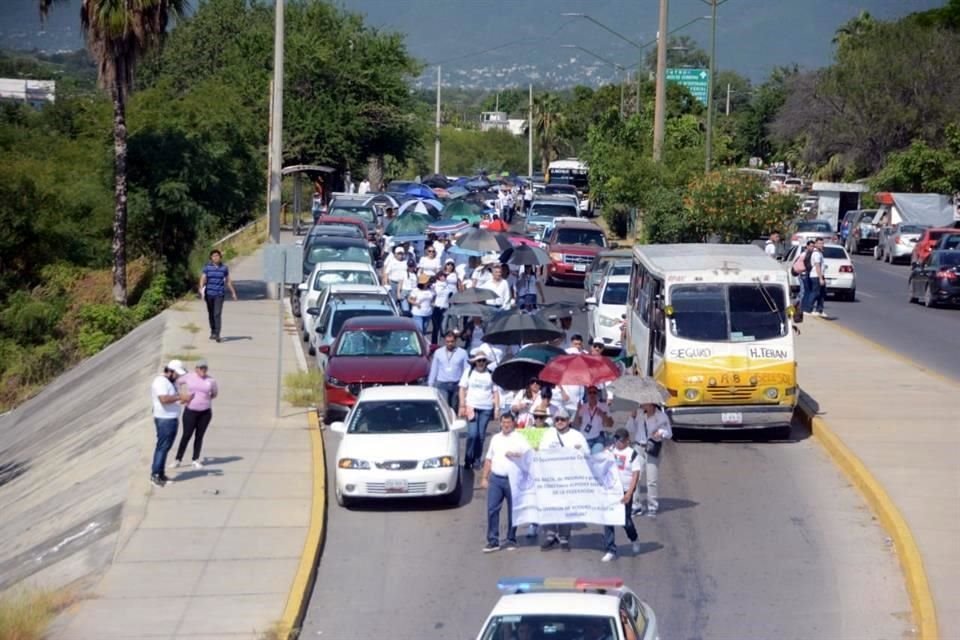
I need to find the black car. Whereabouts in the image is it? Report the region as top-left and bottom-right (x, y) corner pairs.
(908, 250), (960, 308)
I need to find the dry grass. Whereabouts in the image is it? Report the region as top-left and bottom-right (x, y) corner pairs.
(181, 322), (202, 334)
(282, 370), (324, 408)
(0, 588), (77, 640)
(165, 352), (205, 362)
(216, 215), (268, 261)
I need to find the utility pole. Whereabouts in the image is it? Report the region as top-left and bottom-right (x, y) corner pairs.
(527, 83), (533, 178)
(266, 0), (284, 298)
(704, 0), (719, 172)
(434, 65), (441, 174)
(652, 0), (669, 162)
(725, 82), (731, 116)
(619, 69), (625, 119)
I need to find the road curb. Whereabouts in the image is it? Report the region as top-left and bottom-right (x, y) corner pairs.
(277, 410), (327, 638)
(796, 393), (938, 640)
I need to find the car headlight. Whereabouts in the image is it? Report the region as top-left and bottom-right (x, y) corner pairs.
(327, 376), (345, 387)
(599, 315), (620, 327)
(422, 456), (455, 469)
(549, 252), (564, 263)
(683, 388), (700, 401)
(764, 387), (779, 400)
(338, 458), (371, 470)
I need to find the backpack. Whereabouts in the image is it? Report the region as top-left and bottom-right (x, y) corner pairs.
(791, 252), (807, 275)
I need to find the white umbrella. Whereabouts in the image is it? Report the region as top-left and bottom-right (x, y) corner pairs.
(398, 198), (443, 218)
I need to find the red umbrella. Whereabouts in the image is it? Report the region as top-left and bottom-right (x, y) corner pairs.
(538, 354), (621, 387)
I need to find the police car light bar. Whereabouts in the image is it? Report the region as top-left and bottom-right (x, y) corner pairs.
(497, 577), (625, 594)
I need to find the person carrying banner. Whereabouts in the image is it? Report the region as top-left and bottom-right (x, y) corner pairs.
(539, 409), (587, 552)
(479, 413), (530, 553)
(601, 428), (643, 562)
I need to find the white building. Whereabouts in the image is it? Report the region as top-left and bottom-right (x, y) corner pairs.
(0, 78), (56, 107)
(479, 111), (508, 132)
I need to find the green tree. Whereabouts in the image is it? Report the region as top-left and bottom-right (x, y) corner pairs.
(832, 10), (877, 51)
(480, 89), (524, 115)
(533, 93), (566, 173)
(644, 35), (710, 73)
(40, 0), (187, 305)
(872, 124), (960, 194)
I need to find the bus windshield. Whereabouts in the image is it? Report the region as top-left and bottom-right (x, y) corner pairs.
(669, 283), (787, 342)
(547, 168), (588, 191)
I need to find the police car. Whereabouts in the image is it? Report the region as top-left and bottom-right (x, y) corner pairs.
(475, 577), (659, 640)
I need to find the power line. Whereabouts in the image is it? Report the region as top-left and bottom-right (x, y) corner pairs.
(425, 19), (577, 67)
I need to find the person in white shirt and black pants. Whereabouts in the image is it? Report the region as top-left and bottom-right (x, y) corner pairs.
(539, 409), (588, 552)
(602, 428), (643, 561)
(479, 413), (531, 552)
(629, 402), (673, 517)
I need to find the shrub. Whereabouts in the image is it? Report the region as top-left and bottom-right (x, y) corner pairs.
(602, 204), (632, 239)
(0, 292), (63, 345)
(683, 171), (798, 243)
(641, 187), (689, 244)
(76, 304), (135, 356)
(132, 272), (171, 323)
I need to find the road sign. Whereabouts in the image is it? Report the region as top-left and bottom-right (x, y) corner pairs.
(666, 68), (710, 105)
(263, 244), (303, 284)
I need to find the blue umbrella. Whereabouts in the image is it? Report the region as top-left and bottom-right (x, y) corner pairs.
(466, 177), (491, 189)
(397, 198), (444, 218)
(405, 183), (436, 199)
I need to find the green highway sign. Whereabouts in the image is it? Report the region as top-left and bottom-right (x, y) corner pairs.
(666, 68), (710, 104)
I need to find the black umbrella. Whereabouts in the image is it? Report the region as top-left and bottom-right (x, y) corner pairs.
(538, 300), (583, 320)
(483, 310), (564, 345)
(421, 173), (450, 188)
(492, 357), (548, 391)
(500, 244), (551, 266)
(456, 228), (512, 254)
(444, 302), (498, 319)
(450, 288), (497, 304)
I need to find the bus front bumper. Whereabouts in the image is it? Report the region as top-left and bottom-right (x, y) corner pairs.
(666, 404), (794, 429)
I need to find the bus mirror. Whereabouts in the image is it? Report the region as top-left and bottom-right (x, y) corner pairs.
(663, 305), (674, 317)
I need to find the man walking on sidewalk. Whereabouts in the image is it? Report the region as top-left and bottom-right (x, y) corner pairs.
(428, 331), (468, 413)
(199, 249), (238, 343)
(151, 360), (187, 487)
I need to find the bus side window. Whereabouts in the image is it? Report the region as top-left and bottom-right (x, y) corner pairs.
(640, 274), (656, 327)
(651, 280), (666, 354)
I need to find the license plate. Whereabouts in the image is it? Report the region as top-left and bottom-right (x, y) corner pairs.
(721, 412), (743, 425)
(573, 264), (587, 272)
(384, 479), (408, 493)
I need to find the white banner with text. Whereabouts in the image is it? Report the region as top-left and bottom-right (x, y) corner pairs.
(508, 448), (625, 526)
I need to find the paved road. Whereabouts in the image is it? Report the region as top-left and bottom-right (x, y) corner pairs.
(821, 254), (960, 381)
(301, 275), (908, 639)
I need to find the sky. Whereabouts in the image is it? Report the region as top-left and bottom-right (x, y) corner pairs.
(0, 0), (946, 83)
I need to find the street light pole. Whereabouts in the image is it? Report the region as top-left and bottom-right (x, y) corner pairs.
(434, 65), (441, 174)
(528, 83), (533, 178)
(652, 0), (669, 162)
(267, 0), (284, 248)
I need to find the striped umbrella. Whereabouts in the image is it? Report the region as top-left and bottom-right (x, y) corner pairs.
(427, 219), (470, 236)
(397, 198), (443, 218)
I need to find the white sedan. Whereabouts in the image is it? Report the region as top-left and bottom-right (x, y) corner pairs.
(329, 386), (465, 508)
(586, 274), (629, 352)
(783, 243), (856, 301)
(298, 262), (379, 342)
(475, 577), (659, 640)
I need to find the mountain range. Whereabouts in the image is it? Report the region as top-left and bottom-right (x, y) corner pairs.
(0, 0), (945, 88)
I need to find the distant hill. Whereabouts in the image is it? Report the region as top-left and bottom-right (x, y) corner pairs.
(0, 0), (946, 88)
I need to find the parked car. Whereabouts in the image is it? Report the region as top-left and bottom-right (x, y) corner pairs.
(308, 285), (398, 364)
(782, 243), (857, 300)
(908, 250), (960, 307)
(329, 385), (464, 508)
(933, 231), (960, 252)
(583, 249), (632, 296)
(292, 236), (377, 316)
(800, 197), (819, 215)
(543, 219), (609, 285)
(587, 273), (629, 352)
(326, 204), (378, 230)
(311, 215), (371, 239)
(790, 220), (838, 247)
(523, 196), (581, 239)
(845, 210), (880, 255)
(475, 577), (658, 640)
(298, 262), (380, 343)
(912, 228), (960, 266)
(322, 316), (433, 423)
(875, 223), (930, 264)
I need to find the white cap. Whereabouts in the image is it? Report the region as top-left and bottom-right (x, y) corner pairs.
(481, 254), (499, 266)
(166, 360), (188, 376)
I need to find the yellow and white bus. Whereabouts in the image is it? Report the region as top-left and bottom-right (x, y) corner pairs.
(625, 244), (797, 431)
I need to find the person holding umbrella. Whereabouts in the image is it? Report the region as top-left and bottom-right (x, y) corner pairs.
(431, 260), (458, 344)
(481, 263), (512, 310)
(459, 349), (501, 469)
(516, 265), (545, 312)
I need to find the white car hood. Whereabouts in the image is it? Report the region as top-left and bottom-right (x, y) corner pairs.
(337, 431), (456, 463)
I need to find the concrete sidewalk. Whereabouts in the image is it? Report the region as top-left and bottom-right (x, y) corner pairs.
(796, 317), (958, 638)
(53, 247), (318, 640)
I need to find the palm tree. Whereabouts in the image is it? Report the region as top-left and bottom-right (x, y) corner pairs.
(40, 0), (187, 305)
(533, 93), (565, 173)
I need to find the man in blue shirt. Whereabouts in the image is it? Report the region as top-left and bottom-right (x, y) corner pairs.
(199, 249), (238, 342)
(428, 331), (468, 413)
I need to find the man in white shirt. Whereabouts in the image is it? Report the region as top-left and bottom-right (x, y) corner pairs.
(150, 360), (187, 487)
(358, 178), (370, 195)
(382, 246), (409, 307)
(481, 263), (512, 309)
(602, 428), (642, 561)
(480, 413), (530, 552)
(539, 410), (587, 551)
(765, 230), (780, 258)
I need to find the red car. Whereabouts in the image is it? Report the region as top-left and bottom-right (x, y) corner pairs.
(912, 228), (960, 265)
(321, 316), (433, 423)
(543, 220), (609, 284)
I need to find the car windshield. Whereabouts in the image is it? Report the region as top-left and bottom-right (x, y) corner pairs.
(935, 252), (960, 267)
(335, 328), (422, 356)
(530, 204), (578, 219)
(479, 615), (617, 640)
(313, 270), (376, 291)
(309, 225), (362, 238)
(544, 184), (577, 194)
(669, 283), (788, 342)
(797, 221), (832, 233)
(347, 400), (445, 433)
(555, 228), (605, 246)
(602, 282), (629, 305)
(307, 245), (371, 267)
(329, 207), (375, 224)
(823, 247), (847, 260)
(609, 262), (631, 276)
(939, 236), (960, 250)
(330, 309), (394, 337)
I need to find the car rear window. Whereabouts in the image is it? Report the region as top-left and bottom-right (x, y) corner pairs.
(823, 247), (847, 260)
(555, 228), (606, 246)
(330, 307), (394, 337)
(530, 204), (578, 218)
(797, 221), (832, 233)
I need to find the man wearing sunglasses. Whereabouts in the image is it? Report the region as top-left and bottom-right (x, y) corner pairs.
(539, 409), (587, 552)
